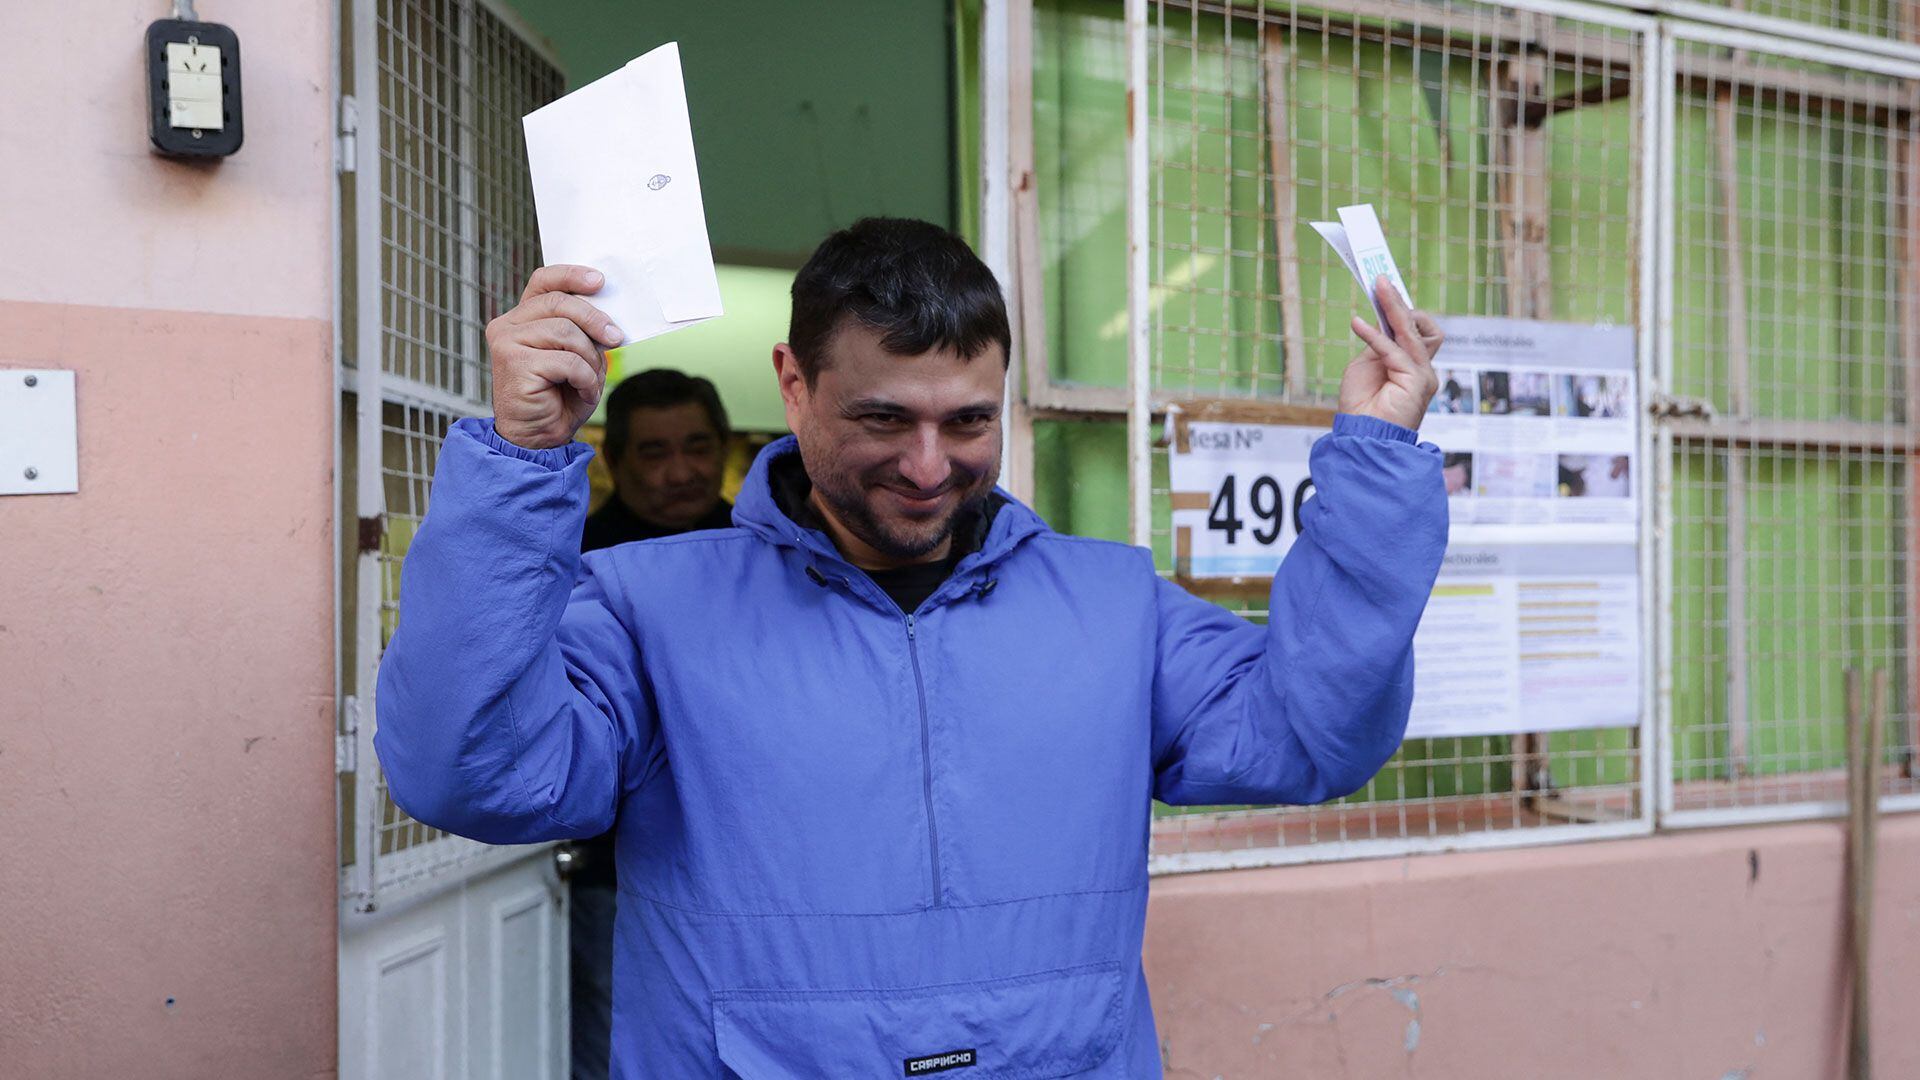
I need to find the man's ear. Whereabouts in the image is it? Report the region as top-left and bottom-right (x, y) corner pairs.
(773, 344), (807, 426)
(774, 344), (807, 400)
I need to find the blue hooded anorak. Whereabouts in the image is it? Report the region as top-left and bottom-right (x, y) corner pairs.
(375, 412), (1446, 1078)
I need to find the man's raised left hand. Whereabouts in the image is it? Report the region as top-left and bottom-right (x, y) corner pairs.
(1337, 276), (1444, 431)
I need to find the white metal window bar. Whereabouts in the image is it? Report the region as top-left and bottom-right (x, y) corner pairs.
(1629, 1), (1920, 60)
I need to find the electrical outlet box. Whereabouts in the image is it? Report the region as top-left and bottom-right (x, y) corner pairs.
(146, 19), (243, 158)
(0, 370), (79, 496)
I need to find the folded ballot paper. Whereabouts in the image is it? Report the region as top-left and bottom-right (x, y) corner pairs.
(522, 43), (723, 346)
(1309, 204), (1411, 340)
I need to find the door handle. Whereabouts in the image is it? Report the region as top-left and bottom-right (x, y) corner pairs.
(553, 843), (581, 881)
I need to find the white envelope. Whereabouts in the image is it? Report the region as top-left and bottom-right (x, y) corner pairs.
(522, 42), (724, 346)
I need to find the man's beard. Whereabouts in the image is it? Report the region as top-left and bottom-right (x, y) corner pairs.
(814, 470), (994, 562)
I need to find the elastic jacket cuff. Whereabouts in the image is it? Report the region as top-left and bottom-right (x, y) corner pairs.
(460, 417), (592, 470)
(1330, 412), (1419, 444)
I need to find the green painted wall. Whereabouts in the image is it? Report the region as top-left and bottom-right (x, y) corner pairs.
(507, 0), (955, 265)
(604, 265), (795, 434)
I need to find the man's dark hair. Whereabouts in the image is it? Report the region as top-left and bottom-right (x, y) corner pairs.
(787, 217), (1012, 385)
(602, 368), (731, 463)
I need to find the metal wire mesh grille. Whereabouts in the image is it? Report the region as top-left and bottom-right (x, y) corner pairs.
(353, 0), (559, 886)
(471, 5), (562, 346)
(377, 0), (468, 397)
(1147, 1), (1640, 399)
(375, 0), (558, 405)
(1141, 0), (1651, 866)
(1664, 37), (1919, 816)
(374, 401), (456, 860)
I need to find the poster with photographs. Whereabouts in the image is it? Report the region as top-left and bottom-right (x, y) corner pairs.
(1420, 317), (1638, 539)
(1406, 317), (1642, 738)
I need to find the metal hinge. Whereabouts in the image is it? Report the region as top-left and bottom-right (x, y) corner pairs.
(336, 94), (359, 175)
(1647, 393), (1716, 421)
(337, 695), (361, 773)
(357, 514), (386, 554)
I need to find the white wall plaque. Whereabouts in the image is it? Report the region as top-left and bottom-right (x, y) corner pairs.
(0, 369), (79, 495)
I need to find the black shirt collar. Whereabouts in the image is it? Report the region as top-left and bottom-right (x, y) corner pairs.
(581, 493), (734, 553)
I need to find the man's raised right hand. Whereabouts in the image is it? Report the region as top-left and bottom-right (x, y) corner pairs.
(487, 264), (624, 450)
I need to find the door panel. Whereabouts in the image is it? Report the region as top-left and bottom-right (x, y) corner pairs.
(340, 852), (567, 1080)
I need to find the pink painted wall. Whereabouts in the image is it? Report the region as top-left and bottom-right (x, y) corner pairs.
(1146, 817), (1920, 1079)
(4, 2), (335, 321)
(0, 2), (338, 1077)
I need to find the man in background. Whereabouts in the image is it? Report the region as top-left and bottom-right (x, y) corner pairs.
(581, 368), (734, 551)
(571, 367), (733, 1079)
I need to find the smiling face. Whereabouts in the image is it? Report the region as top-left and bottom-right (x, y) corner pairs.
(774, 321), (1005, 570)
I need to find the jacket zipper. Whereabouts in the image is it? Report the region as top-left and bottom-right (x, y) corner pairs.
(906, 613), (943, 906)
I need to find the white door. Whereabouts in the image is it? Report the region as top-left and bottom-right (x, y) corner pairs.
(338, 855), (569, 1080)
(335, 1), (570, 1076)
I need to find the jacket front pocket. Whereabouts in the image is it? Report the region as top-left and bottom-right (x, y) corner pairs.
(712, 960), (1125, 1079)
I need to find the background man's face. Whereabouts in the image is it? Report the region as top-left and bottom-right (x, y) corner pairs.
(776, 322), (1005, 566)
(613, 402), (726, 529)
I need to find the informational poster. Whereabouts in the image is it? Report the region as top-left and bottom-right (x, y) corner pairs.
(1409, 545), (1640, 737)
(1408, 316), (1640, 736)
(1166, 317), (1641, 739)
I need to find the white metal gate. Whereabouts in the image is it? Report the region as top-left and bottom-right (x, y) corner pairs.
(337, 0), (568, 1075)
(341, 0), (562, 915)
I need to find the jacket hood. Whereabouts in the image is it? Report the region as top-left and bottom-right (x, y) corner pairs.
(732, 435), (1050, 586)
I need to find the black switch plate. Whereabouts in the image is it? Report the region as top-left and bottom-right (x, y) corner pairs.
(146, 18), (244, 159)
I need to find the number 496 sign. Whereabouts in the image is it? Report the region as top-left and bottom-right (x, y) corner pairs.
(1167, 409), (1329, 580)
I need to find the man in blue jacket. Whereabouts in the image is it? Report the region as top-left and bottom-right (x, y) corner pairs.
(376, 217), (1447, 1078)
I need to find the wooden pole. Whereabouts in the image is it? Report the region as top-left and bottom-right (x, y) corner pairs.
(1844, 666), (1884, 1080)
(1494, 52), (1551, 321)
